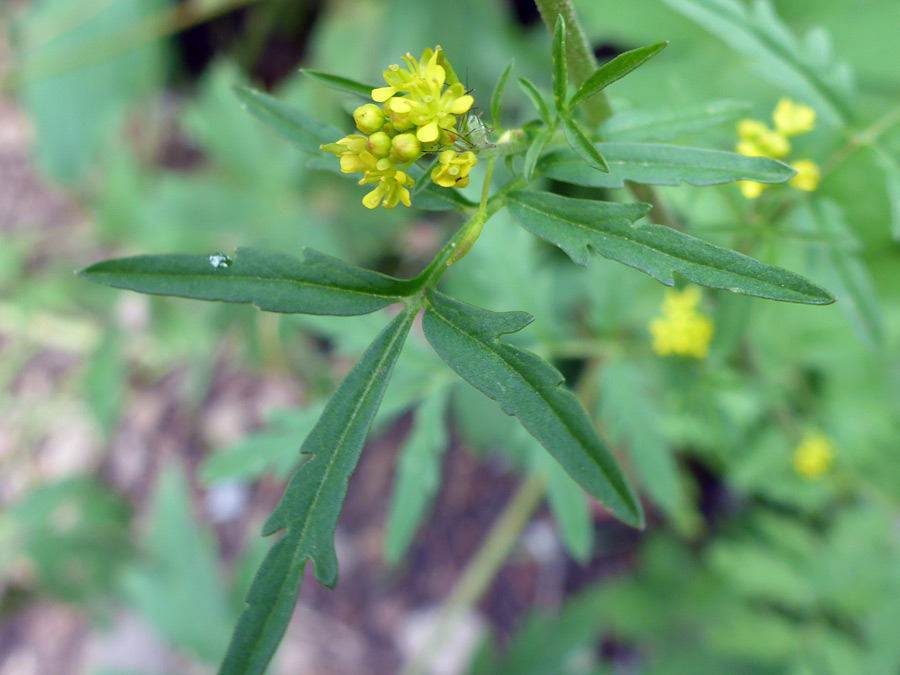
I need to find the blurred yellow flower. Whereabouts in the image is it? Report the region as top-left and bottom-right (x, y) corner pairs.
(793, 432), (834, 479)
(773, 98), (816, 136)
(789, 159), (821, 192)
(649, 287), (714, 359)
(431, 150), (477, 188)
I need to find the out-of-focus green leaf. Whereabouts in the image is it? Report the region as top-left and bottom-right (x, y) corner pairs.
(220, 309), (415, 675)
(794, 199), (885, 348)
(530, 440), (594, 563)
(873, 147), (900, 242)
(600, 100), (751, 141)
(563, 116), (610, 172)
(568, 42), (668, 110)
(15, 0), (167, 181)
(538, 142), (796, 187)
(599, 361), (695, 530)
(384, 389), (449, 565)
(551, 15), (567, 113)
(415, 182), (479, 212)
(517, 77), (552, 125)
(124, 465), (233, 663)
(233, 86), (341, 153)
(83, 329), (124, 437)
(661, 0), (852, 125)
(507, 190), (834, 304)
(300, 69), (377, 98)
(491, 60), (515, 132)
(200, 406), (325, 483)
(79, 248), (414, 315)
(422, 291), (643, 527)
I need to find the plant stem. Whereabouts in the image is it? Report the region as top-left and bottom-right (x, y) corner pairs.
(400, 473), (546, 675)
(533, 0), (610, 126)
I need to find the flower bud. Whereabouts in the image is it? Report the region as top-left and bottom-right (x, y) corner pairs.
(366, 131), (392, 158)
(353, 104), (386, 135)
(391, 133), (422, 163)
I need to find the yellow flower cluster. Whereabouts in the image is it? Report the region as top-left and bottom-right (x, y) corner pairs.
(792, 431), (834, 479)
(649, 287), (714, 359)
(320, 47), (477, 209)
(736, 98), (820, 199)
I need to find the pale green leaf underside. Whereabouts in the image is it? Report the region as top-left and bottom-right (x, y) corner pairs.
(422, 292), (643, 528)
(507, 190), (834, 305)
(538, 142), (796, 188)
(220, 309), (415, 675)
(233, 85), (340, 153)
(79, 247), (414, 315)
(600, 100), (751, 142)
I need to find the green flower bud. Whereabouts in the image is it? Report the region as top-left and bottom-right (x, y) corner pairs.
(390, 133), (422, 163)
(366, 131), (392, 158)
(353, 103), (386, 135)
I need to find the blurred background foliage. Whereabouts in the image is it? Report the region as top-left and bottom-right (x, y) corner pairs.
(0, 0), (898, 673)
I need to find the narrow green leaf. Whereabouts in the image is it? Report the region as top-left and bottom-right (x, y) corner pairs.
(552, 15), (567, 112)
(220, 309), (415, 675)
(569, 42), (668, 111)
(538, 142), (796, 188)
(517, 77), (552, 126)
(600, 100), (751, 142)
(491, 60), (515, 132)
(83, 329), (123, 437)
(661, 0), (851, 125)
(523, 131), (551, 183)
(598, 362), (695, 531)
(300, 69), (377, 98)
(79, 247), (414, 315)
(410, 155), (440, 199)
(422, 292), (644, 528)
(794, 199), (884, 347)
(563, 117), (609, 173)
(384, 389), (449, 565)
(507, 190), (834, 304)
(233, 86), (340, 153)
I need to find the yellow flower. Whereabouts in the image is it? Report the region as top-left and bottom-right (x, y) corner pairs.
(431, 150), (477, 188)
(649, 287), (714, 359)
(789, 159), (821, 192)
(792, 432), (834, 479)
(773, 98), (816, 137)
(738, 180), (768, 199)
(358, 158), (414, 209)
(372, 49), (441, 103)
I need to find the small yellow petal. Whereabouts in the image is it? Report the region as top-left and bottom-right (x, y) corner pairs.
(789, 159), (821, 192)
(372, 86), (396, 103)
(417, 121), (439, 143)
(449, 94), (474, 115)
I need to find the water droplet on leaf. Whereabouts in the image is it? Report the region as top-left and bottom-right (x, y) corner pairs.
(209, 253), (232, 269)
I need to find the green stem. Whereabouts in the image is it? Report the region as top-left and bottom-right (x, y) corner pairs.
(533, 0), (610, 126)
(400, 474), (546, 675)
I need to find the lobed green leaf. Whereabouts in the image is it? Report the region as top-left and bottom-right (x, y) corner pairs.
(507, 190), (834, 304)
(233, 86), (340, 153)
(79, 247), (414, 315)
(422, 292), (644, 528)
(600, 100), (752, 142)
(538, 142), (796, 188)
(568, 42), (668, 111)
(300, 69), (377, 98)
(551, 15), (568, 113)
(491, 60), (515, 132)
(563, 116), (609, 173)
(220, 309), (416, 674)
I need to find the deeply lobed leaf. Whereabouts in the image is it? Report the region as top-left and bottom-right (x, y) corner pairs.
(220, 309), (416, 674)
(422, 291), (644, 528)
(507, 190), (834, 304)
(79, 247), (415, 315)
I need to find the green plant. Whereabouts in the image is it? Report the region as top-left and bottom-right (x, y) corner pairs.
(75, 1), (849, 672)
